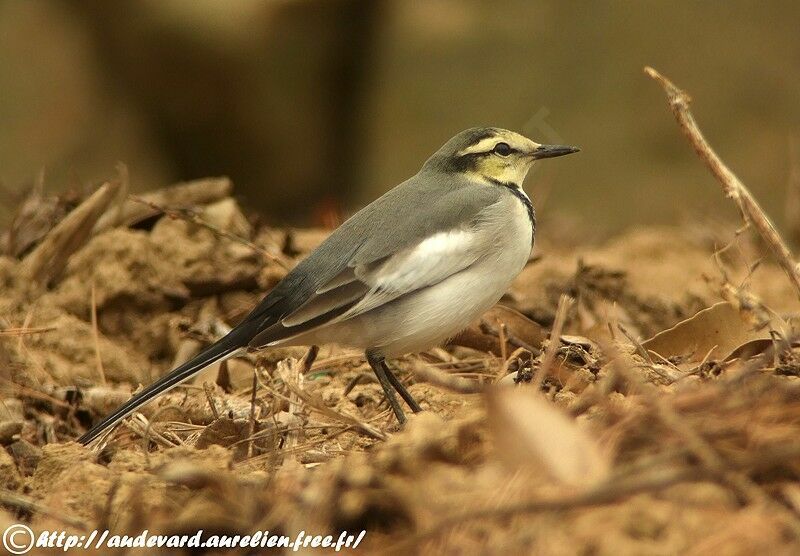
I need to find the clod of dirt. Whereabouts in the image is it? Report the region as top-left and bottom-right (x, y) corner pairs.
(15, 308), (150, 386)
(30, 442), (95, 495)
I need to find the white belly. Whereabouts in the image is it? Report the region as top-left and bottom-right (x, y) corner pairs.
(287, 193), (533, 357)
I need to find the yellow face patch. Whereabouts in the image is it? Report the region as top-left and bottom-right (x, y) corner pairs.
(470, 149), (534, 186)
(456, 130), (540, 186)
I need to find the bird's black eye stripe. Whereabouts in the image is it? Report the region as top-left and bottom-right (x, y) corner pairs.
(493, 142), (513, 156)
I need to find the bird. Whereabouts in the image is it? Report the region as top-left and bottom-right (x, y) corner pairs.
(78, 127), (579, 445)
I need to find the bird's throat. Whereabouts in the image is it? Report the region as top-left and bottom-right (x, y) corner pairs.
(484, 177), (536, 245)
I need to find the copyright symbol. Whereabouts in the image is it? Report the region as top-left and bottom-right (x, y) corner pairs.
(3, 524), (34, 554)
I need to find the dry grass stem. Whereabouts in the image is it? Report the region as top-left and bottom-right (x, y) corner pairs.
(278, 348), (386, 441)
(202, 382), (220, 420)
(0, 326), (56, 336)
(248, 367), (259, 459)
(532, 294), (574, 387)
(497, 319), (508, 361)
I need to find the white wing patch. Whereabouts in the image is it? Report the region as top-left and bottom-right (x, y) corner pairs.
(336, 228), (483, 320)
(279, 228), (485, 329)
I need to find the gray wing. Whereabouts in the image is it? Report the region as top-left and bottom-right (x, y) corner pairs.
(246, 172), (504, 347)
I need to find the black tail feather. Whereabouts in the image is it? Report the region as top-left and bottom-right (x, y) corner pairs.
(78, 325), (253, 445)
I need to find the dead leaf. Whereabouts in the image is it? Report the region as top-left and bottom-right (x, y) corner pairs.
(193, 417), (251, 461)
(195, 417), (248, 450)
(486, 387), (610, 487)
(722, 338), (774, 362)
(643, 302), (769, 363)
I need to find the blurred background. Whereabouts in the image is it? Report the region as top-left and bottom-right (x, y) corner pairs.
(1, 0), (799, 236)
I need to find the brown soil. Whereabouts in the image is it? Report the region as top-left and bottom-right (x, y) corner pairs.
(3, 181), (800, 554)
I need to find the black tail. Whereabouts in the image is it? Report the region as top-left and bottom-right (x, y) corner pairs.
(78, 325), (254, 445)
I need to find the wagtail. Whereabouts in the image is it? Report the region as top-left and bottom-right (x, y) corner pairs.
(78, 127), (579, 444)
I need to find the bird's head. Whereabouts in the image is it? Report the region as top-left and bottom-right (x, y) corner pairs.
(424, 127), (579, 187)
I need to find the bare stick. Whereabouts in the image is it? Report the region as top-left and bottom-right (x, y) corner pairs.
(203, 382), (220, 420)
(496, 346), (529, 383)
(497, 318), (508, 362)
(644, 66), (800, 300)
(784, 136), (800, 245)
(110, 162), (130, 230)
(278, 348), (385, 441)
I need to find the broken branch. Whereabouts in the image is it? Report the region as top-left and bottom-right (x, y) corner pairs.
(645, 66), (800, 300)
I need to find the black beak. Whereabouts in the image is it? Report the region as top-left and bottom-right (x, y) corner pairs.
(531, 144), (581, 160)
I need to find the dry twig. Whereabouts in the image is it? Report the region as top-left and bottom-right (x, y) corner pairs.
(496, 346), (530, 383)
(248, 366), (259, 459)
(497, 319), (508, 361)
(202, 382), (221, 420)
(479, 319), (541, 356)
(645, 66), (800, 300)
(785, 137), (800, 246)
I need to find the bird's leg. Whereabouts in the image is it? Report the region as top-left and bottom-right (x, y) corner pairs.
(382, 362), (422, 413)
(366, 350), (406, 424)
